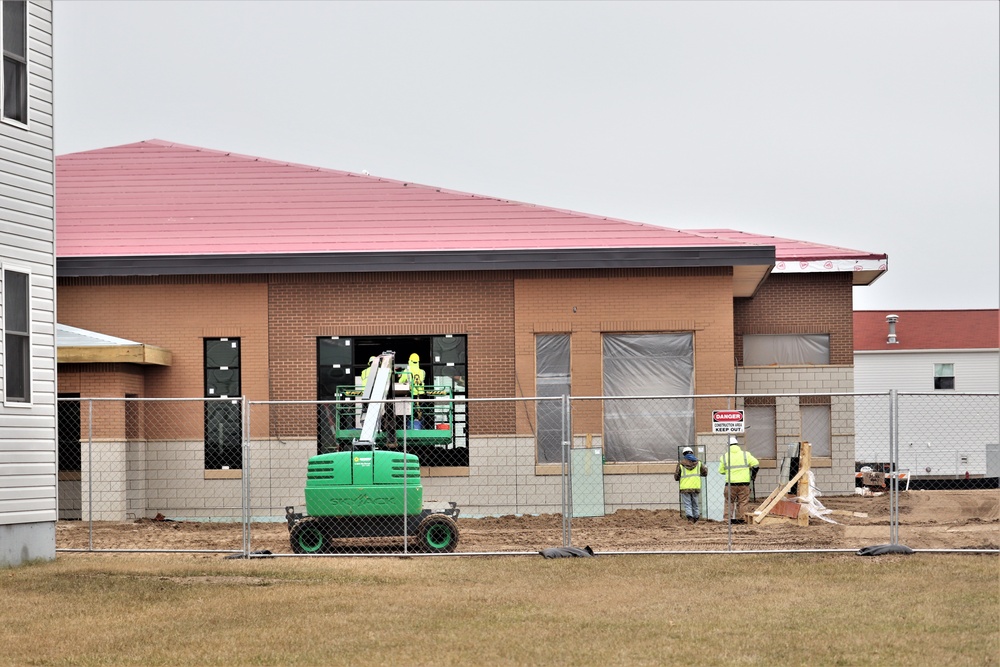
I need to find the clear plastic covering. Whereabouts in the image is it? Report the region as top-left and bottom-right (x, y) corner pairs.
(797, 471), (838, 524)
(536, 334), (571, 463)
(743, 334), (830, 365)
(602, 334), (694, 461)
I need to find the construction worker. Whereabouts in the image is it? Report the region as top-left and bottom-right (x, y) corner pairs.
(359, 356), (377, 386)
(719, 435), (759, 524)
(674, 447), (708, 523)
(403, 353), (425, 396)
(397, 353), (427, 427)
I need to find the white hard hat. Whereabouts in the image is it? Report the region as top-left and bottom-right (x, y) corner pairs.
(681, 447), (693, 454)
(728, 435), (740, 445)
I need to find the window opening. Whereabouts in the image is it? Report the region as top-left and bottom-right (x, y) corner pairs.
(317, 335), (467, 466)
(801, 399), (831, 457)
(745, 401), (776, 458)
(743, 334), (830, 366)
(602, 333), (694, 462)
(535, 334), (570, 464)
(57, 393), (81, 473)
(204, 338), (241, 469)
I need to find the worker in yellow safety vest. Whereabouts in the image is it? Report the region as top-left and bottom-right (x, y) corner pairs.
(360, 356), (377, 386)
(674, 447), (708, 523)
(397, 353), (425, 396)
(397, 353), (427, 428)
(718, 435), (759, 524)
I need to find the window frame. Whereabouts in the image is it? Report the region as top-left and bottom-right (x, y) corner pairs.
(1, 0), (29, 126)
(3, 265), (32, 406)
(204, 337), (242, 470)
(933, 363), (955, 391)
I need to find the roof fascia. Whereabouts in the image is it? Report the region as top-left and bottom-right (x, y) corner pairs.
(58, 344), (173, 366)
(58, 246), (777, 278)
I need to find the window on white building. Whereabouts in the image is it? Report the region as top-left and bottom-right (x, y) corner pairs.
(2, 0), (28, 124)
(4, 268), (30, 403)
(934, 363), (955, 390)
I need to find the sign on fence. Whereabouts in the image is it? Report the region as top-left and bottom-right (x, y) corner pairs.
(712, 410), (745, 433)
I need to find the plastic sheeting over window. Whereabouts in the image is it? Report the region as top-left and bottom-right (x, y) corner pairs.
(536, 334), (570, 463)
(746, 405), (776, 457)
(801, 404), (831, 457)
(743, 334), (830, 366)
(602, 334), (694, 462)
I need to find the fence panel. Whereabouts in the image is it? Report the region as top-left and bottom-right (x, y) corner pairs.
(56, 397), (244, 553)
(894, 392), (1000, 550)
(565, 394), (899, 552)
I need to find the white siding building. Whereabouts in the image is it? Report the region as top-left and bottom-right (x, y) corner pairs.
(854, 310), (1000, 479)
(0, 0), (55, 567)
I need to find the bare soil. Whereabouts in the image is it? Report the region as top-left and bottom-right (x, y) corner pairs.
(56, 489), (999, 554)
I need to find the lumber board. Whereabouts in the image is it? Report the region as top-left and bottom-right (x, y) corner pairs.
(751, 469), (806, 524)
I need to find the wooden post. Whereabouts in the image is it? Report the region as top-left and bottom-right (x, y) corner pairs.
(796, 442), (811, 526)
(796, 442), (811, 498)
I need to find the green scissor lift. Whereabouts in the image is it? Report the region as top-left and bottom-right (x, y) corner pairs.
(286, 352), (461, 553)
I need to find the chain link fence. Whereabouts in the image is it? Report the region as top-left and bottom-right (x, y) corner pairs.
(56, 392), (998, 555)
(56, 397), (245, 554)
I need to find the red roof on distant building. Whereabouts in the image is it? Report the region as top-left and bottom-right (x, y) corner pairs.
(55, 140), (887, 288)
(854, 310), (1000, 351)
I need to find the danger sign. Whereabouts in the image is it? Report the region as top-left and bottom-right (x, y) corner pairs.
(712, 410), (745, 433)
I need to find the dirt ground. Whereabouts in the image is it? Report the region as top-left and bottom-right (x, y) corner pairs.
(56, 489), (999, 554)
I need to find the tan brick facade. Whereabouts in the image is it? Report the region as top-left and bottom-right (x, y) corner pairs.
(58, 276), (270, 400)
(513, 267), (736, 436)
(56, 270), (851, 441)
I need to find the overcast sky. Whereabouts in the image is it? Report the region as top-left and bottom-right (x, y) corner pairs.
(53, 1), (999, 311)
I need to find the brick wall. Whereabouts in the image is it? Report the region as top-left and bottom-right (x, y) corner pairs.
(267, 271), (516, 435)
(57, 276), (270, 400)
(58, 270), (855, 443)
(514, 267), (735, 435)
(57, 364), (144, 440)
(733, 273), (854, 365)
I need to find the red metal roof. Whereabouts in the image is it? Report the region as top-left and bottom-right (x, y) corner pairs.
(686, 229), (885, 263)
(55, 140), (886, 275)
(57, 140), (717, 256)
(854, 310), (1000, 351)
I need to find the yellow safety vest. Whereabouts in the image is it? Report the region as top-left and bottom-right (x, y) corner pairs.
(719, 446), (757, 484)
(401, 363), (425, 396)
(678, 462), (703, 492)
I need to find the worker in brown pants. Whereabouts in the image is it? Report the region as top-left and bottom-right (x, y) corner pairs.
(719, 435), (759, 524)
